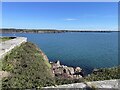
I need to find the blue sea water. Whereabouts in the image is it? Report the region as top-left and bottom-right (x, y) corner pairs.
(1, 32), (118, 74)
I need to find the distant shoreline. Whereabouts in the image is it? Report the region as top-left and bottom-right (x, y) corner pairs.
(0, 28), (118, 34)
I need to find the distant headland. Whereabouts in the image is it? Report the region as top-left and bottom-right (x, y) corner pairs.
(0, 28), (118, 34)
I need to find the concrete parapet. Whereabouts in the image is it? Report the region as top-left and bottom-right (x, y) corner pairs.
(43, 79), (119, 89)
(0, 37), (27, 59)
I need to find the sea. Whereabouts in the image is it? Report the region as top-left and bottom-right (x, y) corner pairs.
(1, 32), (119, 74)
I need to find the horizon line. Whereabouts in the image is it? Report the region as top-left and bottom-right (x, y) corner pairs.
(0, 28), (118, 31)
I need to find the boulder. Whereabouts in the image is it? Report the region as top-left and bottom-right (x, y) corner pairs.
(50, 61), (83, 79)
(63, 68), (70, 75)
(56, 60), (60, 66)
(54, 67), (64, 76)
(68, 67), (74, 75)
(73, 74), (82, 79)
(62, 67), (75, 76)
(52, 61), (61, 69)
(75, 67), (82, 73)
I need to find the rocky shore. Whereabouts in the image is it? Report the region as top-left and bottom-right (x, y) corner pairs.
(50, 60), (84, 79)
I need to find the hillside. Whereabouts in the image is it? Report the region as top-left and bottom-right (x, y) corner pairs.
(2, 42), (55, 88)
(0, 28), (68, 33)
(1, 41), (119, 89)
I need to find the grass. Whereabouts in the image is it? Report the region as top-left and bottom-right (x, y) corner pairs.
(0, 60), (2, 70)
(2, 42), (55, 88)
(1, 41), (120, 89)
(84, 66), (120, 81)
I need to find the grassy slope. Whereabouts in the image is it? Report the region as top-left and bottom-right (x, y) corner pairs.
(84, 66), (120, 81)
(2, 42), (55, 88)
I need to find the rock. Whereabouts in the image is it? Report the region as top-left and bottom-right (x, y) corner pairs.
(52, 61), (61, 69)
(68, 67), (74, 75)
(62, 67), (75, 77)
(63, 68), (70, 75)
(43, 79), (119, 89)
(52, 60), (61, 68)
(75, 67), (82, 72)
(54, 67), (64, 76)
(92, 68), (100, 74)
(73, 74), (82, 79)
(74, 67), (83, 78)
(49, 61), (53, 64)
(56, 60), (60, 66)
(78, 75), (82, 78)
(50, 60), (83, 79)
(93, 68), (99, 72)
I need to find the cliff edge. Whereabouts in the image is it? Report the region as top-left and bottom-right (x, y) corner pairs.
(2, 42), (55, 88)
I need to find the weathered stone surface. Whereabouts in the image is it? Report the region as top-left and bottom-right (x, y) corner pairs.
(54, 67), (64, 75)
(73, 75), (82, 79)
(56, 60), (60, 66)
(43, 79), (120, 89)
(0, 37), (27, 59)
(75, 67), (82, 72)
(86, 79), (119, 89)
(51, 60), (83, 79)
(68, 67), (74, 75)
(52, 61), (61, 70)
(43, 83), (86, 89)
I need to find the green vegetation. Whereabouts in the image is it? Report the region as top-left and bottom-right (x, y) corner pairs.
(2, 42), (55, 88)
(0, 60), (2, 70)
(55, 66), (120, 85)
(84, 66), (120, 81)
(1, 41), (119, 89)
(0, 37), (14, 42)
(55, 77), (84, 85)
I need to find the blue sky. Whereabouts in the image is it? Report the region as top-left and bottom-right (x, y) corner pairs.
(2, 2), (118, 30)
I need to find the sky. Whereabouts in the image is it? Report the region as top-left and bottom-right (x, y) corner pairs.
(2, 2), (118, 31)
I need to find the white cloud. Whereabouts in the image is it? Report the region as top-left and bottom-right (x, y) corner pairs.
(65, 18), (78, 21)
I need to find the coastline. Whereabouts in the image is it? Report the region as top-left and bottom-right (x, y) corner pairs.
(0, 28), (118, 34)
(0, 34), (118, 76)
(0, 37), (119, 89)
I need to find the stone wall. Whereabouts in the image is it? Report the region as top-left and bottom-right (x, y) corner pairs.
(43, 79), (119, 89)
